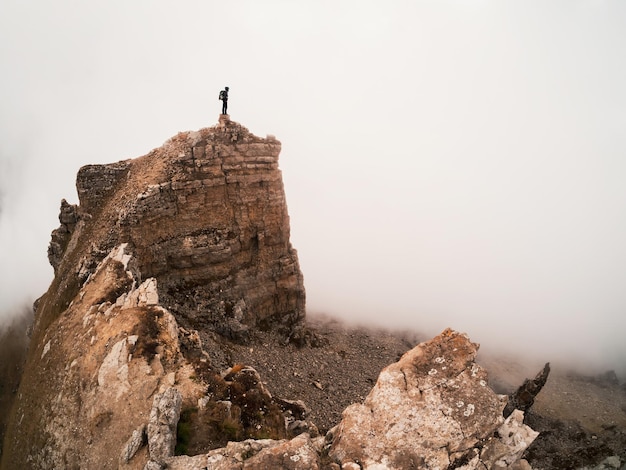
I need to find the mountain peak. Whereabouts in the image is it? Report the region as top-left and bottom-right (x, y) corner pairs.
(47, 119), (305, 342)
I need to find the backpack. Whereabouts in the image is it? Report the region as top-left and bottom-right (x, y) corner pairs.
(219, 90), (227, 101)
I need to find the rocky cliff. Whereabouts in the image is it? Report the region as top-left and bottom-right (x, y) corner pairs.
(2, 116), (306, 468)
(47, 115), (305, 341)
(1, 117), (540, 469)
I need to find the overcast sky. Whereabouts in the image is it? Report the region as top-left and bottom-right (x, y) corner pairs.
(1, 1), (625, 372)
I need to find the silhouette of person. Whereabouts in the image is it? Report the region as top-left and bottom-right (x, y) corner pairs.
(219, 86), (229, 115)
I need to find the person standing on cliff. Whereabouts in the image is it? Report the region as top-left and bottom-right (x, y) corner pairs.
(219, 86), (229, 115)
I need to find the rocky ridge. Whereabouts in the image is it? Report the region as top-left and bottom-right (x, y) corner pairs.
(46, 115), (305, 343)
(3, 116), (623, 469)
(3, 236), (538, 468)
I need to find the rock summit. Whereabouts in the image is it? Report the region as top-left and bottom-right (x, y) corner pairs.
(2, 118), (540, 469)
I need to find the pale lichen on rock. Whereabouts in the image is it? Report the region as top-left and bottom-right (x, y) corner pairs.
(328, 328), (532, 469)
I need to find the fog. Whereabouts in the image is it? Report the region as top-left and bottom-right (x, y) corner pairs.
(1, 1), (625, 374)
(0, 302), (32, 442)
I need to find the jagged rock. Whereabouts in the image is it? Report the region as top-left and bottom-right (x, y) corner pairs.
(120, 424), (147, 464)
(43, 119), (305, 341)
(204, 439), (281, 469)
(97, 334), (138, 397)
(76, 160), (131, 214)
(504, 362), (550, 418)
(328, 329), (535, 469)
(122, 277), (160, 308)
(0, 118), (546, 470)
(463, 410), (538, 469)
(162, 433), (323, 470)
(1, 240), (187, 469)
(2, 118), (306, 467)
(144, 460), (166, 470)
(240, 432), (322, 469)
(147, 387), (182, 462)
(204, 365), (291, 443)
(47, 198), (80, 273)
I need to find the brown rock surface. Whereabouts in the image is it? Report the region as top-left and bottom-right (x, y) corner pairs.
(3, 116), (624, 469)
(41, 115), (305, 344)
(328, 328), (536, 469)
(1, 244), (190, 469)
(1, 117), (305, 469)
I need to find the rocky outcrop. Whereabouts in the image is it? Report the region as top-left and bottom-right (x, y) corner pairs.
(147, 387), (183, 462)
(120, 425), (147, 464)
(1, 117), (306, 469)
(327, 328), (537, 469)
(1, 243), (186, 469)
(504, 362), (550, 418)
(47, 198), (81, 273)
(1, 117), (540, 469)
(3, 246), (539, 469)
(0, 239), (307, 469)
(162, 329), (537, 470)
(132, 328), (539, 470)
(161, 433), (323, 469)
(42, 115), (305, 341)
(476, 410), (538, 469)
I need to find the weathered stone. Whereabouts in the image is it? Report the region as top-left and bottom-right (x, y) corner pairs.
(76, 160), (130, 214)
(120, 424), (147, 463)
(147, 387), (182, 462)
(42, 119), (304, 344)
(205, 439), (280, 469)
(122, 277), (159, 308)
(144, 460), (166, 470)
(97, 336), (134, 397)
(242, 433), (321, 469)
(504, 362), (550, 417)
(147, 387), (182, 461)
(162, 454), (209, 469)
(47, 199), (81, 273)
(476, 410), (538, 468)
(328, 329), (527, 469)
(160, 434), (323, 470)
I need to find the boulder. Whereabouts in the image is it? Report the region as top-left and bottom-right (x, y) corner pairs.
(328, 328), (537, 469)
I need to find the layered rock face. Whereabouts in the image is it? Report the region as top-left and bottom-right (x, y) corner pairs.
(1, 117), (305, 468)
(1, 118), (538, 469)
(46, 115), (305, 340)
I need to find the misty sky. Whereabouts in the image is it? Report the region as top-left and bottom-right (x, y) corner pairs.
(1, 1), (625, 371)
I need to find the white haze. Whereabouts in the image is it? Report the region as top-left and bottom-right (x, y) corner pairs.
(1, 1), (625, 374)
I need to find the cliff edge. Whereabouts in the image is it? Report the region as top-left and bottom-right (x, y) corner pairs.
(1, 117), (545, 469)
(46, 115), (305, 341)
(1, 117), (306, 468)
